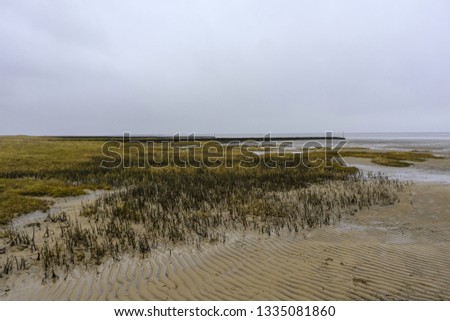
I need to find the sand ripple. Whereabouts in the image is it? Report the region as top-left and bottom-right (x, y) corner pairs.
(1, 184), (450, 300)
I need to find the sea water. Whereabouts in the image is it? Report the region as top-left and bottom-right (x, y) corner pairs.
(342, 132), (450, 183)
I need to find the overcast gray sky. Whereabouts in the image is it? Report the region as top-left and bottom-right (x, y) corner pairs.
(1, 0), (449, 135)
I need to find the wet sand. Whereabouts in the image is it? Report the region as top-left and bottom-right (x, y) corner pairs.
(1, 183), (450, 300)
(345, 157), (450, 184)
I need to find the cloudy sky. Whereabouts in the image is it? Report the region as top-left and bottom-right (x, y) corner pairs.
(1, 0), (449, 135)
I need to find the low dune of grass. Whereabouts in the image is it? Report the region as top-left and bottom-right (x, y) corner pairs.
(371, 158), (411, 167)
(340, 149), (443, 167)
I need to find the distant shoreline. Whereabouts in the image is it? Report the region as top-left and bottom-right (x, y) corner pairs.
(40, 135), (346, 142)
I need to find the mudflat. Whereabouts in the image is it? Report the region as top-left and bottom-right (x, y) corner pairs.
(2, 183), (449, 300)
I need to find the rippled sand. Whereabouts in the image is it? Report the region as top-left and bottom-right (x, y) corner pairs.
(1, 183), (449, 300)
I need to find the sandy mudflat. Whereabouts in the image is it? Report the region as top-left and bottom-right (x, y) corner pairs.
(1, 183), (450, 300)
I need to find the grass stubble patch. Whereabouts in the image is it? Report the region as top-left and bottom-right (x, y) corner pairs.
(0, 136), (429, 282)
(340, 149), (443, 167)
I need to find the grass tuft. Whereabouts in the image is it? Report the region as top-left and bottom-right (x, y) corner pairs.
(341, 149), (443, 167)
(371, 158), (411, 167)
